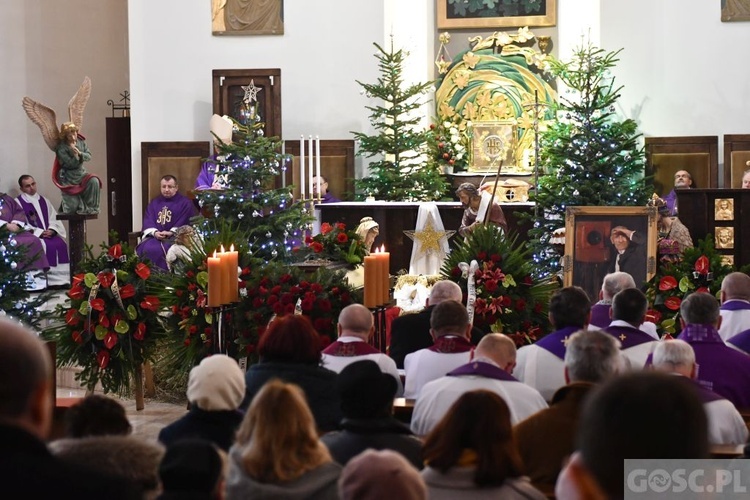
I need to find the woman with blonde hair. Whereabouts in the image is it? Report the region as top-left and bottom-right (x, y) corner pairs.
(421, 390), (545, 499)
(226, 380), (341, 499)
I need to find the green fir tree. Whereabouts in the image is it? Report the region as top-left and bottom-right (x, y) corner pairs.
(353, 41), (449, 201)
(529, 42), (650, 276)
(195, 115), (312, 262)
(0, 224), (53, 329)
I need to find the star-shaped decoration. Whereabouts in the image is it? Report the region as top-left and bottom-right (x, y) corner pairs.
(404, 213), (455, 256)
(241, 80), (262, 104)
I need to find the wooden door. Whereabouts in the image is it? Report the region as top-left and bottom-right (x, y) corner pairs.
(212, 69), (282, 139)
(106, 117), (133, 242)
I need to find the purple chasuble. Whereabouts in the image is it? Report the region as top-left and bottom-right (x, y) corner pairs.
(721, 300), (750, 312)
(137, 192), (198, 270)
(322, 340), (381, 356)
(535, 326), (582, 360)
(16, 195), (69, 266)
(0, 194), (49, 271)
(428, 335), (474, 354)
(686, 377), (725, 404)
(589, 302), (611, 328)
(603, 325), (655, 349)
(448, 360), (518, 382)
(727, 329), (750, 354)
(678, 323), (750, 409)
(663, 189), (678, 216)
(320, 192), (341, 203)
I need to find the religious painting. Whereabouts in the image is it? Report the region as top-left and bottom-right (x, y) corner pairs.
(437, 0), (556, 28)
(716, 226), (735, 249)
(564, 206), (658, 302)
(722, 0), (750, 21)
(212, 0), (284, 35)
(470, 121), (517, 173)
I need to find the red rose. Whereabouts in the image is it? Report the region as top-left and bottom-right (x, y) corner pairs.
(98, 272), (115, 288)
(89, 298), (105, 312)
(134, 323), (147, 341)
(189, 325), (198, 335)
(271, 285), (282, 294)
(273, 303), (284, 315)
(279, 274), (292, 283)
(108, 244), (123, 260)
(186, 270), (195, 279)
(281, 293), (294, 305)
(301, 298), (314, 311)
(484, 279), (498, 292)
(490, 253), (502, 262)
(187, 283), (197, 292)
(316, 298), (332, 312)
(253, 298), (264, 308)
(176, 289), (184, 297)
(336, 223), (346, 231)
(477, 251), (487, 260)
(267, 295), (279, 305)
(321, 223), (333, 235)
(337, 233), (348, 243)
(311, 283), (323, 294)
(96, 350), (110, 369)
(311, 242), (324, 253)
(140, 296), (160, 311)
(119, 284), (136, 299)
(284, 303), (295, 314)
(305, 235), (314, 244)
(135, 263), (151, 280)
(104, 332), (118, 350)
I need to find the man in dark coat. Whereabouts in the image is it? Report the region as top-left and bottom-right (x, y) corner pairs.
(0, 317), (137, 499)
(606, 225), (646, 288)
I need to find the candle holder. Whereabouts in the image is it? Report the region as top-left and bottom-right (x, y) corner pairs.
(369, 305), (388, 353)
(210, 303), (238, 355)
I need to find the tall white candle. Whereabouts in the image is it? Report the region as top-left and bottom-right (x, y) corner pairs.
(308, 135), (314, 202)
(300, 135), (305, 200)
(281, 142), (286, 188)
(315, 136), (321, 202)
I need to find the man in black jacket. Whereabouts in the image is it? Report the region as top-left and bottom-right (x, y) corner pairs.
(0, 317), (137, 499)
(389, 280), (484, 368)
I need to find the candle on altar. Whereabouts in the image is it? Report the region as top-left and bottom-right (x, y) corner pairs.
(207, 250), (223, 307)
(226, 244), (239, 303)
(308, 135), (314, 203)
(315, 136), (321, 202)
(363, 254), (380, 308)
(300, 135), (306, 200)
(374, 245), (390, 305)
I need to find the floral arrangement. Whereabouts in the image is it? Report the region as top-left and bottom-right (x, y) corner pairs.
(43, 242), (163, 394)
(644, 235), (734, 336)
(441, 224), (557, 346)
(426, 118), (471, 172)
(301, 222), (367, 265)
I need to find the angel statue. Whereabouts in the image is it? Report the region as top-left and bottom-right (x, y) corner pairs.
(22, 77), (101, 215)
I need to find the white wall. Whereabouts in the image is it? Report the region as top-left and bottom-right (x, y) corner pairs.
(128, 0), (390, 227)
(5, 0), (129, 246)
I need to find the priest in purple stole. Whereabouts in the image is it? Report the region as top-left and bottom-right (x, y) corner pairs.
(718, 272), (750, 341)
(0, 191), (49, 288)
(16, 175), (70, 287)
(603, 288), (658, 369)
(678, 292), (750, 410)
(514, 287), (591, 402)
(137, 175), (198, 271)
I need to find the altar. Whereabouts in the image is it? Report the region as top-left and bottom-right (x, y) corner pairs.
(317, 201), (534, 274)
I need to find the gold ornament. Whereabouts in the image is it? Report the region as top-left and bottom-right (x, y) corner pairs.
(403, 213), (455, 256)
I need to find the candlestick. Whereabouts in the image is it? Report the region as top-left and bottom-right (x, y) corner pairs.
(300, 135), (306, 200)
(226, 244), (239, 303)
(308, 135), (314, 203)
(364, 255), (379, 308)
(315, 136), (321, 203)
(207, 250), (223, 307)
(374, 246), (390, 305)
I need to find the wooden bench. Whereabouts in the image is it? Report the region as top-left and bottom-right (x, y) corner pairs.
(393, 397), (415, 425)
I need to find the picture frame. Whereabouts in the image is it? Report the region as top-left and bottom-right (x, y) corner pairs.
(470, 120), (517, 172)
(437, 0), (556, 29)
(212, 0), (284, 36)
(722, 0), (750, 22)
(563, 206), (658, 302)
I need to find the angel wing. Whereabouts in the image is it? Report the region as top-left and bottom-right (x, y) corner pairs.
(68, 76), (92, 131)
(21, 97), (59, 151)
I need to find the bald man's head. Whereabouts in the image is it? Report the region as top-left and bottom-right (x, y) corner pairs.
(428, 280), (463, 306)
(0, 318), (53, 439)
(475, 333), (517, 373)
(721, 272), (750, 303)
(337, 304), (374, 340)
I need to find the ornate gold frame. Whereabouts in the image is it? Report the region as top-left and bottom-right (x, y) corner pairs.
(437, 0), (556, 29)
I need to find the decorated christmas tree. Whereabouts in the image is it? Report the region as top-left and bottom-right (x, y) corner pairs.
(0, 225), (52, 329)
(529, 42), (651, 276)
(354, 41), (449, 201)
(195, 102), (311, 262)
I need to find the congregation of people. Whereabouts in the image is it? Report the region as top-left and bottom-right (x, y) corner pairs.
(7, 264), (750, 499)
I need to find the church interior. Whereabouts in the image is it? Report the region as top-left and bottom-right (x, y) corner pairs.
(4, 1), (750, 498)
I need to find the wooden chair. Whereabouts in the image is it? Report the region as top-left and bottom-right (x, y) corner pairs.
(645, 136), (719, 194)
(723, 135), (750, 188)
(283, 139), (355, 200)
